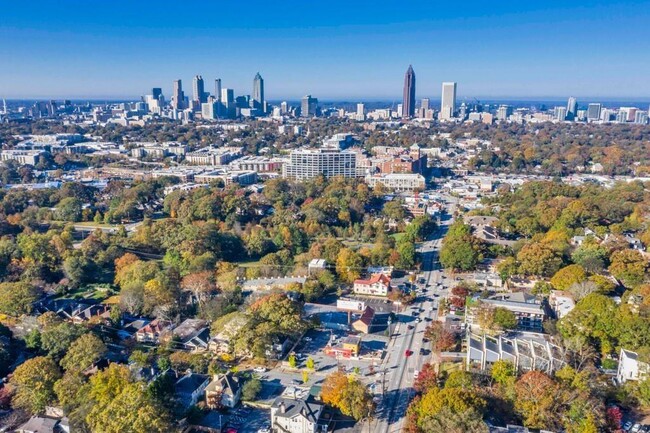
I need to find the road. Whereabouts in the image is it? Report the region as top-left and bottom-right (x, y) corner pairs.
(373, 194), (458, 433)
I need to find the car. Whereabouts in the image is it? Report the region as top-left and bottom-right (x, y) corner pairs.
(253, 367), (267, 373)
(258, 429), (270, 433)
(405, 350), (413, 357)
(226, 429), (238, 433)
(303, 337), (312, 342)
(384, 299), (390, 304)
(623, 422), (633, 431)
(407, 324), (414, 330)
(413, 370), (419, 379)
(632, 424), (642, 433)
(415, 318), (421, 323)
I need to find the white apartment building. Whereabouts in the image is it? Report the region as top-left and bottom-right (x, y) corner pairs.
(185, 146), (243, 166)
(282, 147), (357, 180)
(364, 173), (425, 192)
(353, 274), (391, 297)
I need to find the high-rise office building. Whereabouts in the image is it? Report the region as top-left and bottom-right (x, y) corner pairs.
(301, 95), (319, 117)
(193, 75), (206, 104)
(497, 105), (512, 121)
(214, 79), (222, 102)
(221, 88), (235, 118)
(440, 82), (457, 120)
(587, 103), (602, 121)
(566, 97), (578, 120)
(421, 98), (430, 110)
(556, 106), (567, 122)
(280, 101), (288, 114)
(252, 73), (264, 110)
(172, 80), (185, 110)
(402, 65), (416, 119)
(152, 88), (162, 101)
(283, 147), (357, 180)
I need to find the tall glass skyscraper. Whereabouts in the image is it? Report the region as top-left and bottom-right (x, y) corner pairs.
(172, 79), (185, 110)
(193, 75), (206, 104)
(402, 65), (416, 119)
(252, 72), (264, 110)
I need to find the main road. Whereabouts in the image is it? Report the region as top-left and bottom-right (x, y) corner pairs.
(373, 194), (458, 433)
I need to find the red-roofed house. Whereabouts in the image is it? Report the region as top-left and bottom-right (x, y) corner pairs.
(353, 274), (391, 297)
(135, 319), (173, 344)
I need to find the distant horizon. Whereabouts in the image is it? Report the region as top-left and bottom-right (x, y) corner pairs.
(5, 96), (650, 106)
(2, 1), (650, 98)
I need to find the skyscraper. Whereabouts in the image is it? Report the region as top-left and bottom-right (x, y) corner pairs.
(221, 88), (235, 118)
(587, 103), (602, 121)
(193, 75), (206, 104)
(152, 88), (162, 100)
(566, 97), (578, 120)
(301, 95), (318, 117)
(252, 73), (264, 110)
(214, 79), (222, 102)
(172, 80), (185, 110)
(402, 65), (416, 119)
(440, 82), (457, 120)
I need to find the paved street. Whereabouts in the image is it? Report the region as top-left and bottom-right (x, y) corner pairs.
(373, 193), (457, 433)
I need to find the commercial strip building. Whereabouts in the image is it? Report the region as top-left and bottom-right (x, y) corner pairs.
(466, 292), (546, 333)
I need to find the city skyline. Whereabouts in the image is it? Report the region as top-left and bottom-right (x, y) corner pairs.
(2, 1), (650, 99)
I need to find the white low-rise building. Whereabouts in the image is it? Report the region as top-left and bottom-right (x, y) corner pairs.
(617, 349), (649, 384)
(364, 173), (425, 192)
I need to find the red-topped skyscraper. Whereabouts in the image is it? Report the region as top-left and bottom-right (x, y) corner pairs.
(402, 65), (416, 119)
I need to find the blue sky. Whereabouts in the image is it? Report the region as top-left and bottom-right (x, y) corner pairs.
(1, 1), (650, 100)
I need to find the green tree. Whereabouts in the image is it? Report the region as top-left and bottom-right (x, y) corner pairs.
(10, 356), (62, 413)
(54, 197), (83, 222)
(60, 333), (107, 372)
(242, 376), (262, 401)
(491, 360), (516, 385)
(0, 282), (41, 316)
(493, 307), (518, 330)
(40, 322), (86, 360)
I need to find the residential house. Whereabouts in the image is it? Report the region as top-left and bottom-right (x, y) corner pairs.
(271, 397), (327, 433)
(617, 349), (649, 384)
(173, 319), (210, 351)
(174, 371), (210, 410)
(135, 319), (173, 344)
(353, 274), (391, 297)
(208, 314), (247, 354)
(548, 291), (576, 319)
(205, 372), (242, 409)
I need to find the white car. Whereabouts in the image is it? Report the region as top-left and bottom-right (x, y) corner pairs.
(253, 367), (267, 373)
(304, 337), (313, 342)
(413, 370), (420, 379)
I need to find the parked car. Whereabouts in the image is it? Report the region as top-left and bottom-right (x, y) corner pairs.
(253, 367), (267, 373)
